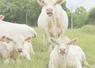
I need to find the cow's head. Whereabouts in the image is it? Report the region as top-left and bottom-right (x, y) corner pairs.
(37, 0), (64, 16)
(15, 37), (32, 54)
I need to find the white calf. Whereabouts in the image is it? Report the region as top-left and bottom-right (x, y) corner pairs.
(49, 38), (88, 68)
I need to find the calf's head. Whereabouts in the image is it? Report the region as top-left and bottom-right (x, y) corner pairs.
(50, 38), (77, 55)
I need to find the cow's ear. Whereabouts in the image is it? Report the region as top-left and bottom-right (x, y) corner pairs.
(55, 0), (64, 5)
(2, 36), (6, 39)
(6, 37), (13, 42)
(25, 37), (32, 42)
(37, 0), (46, 6)
(1, 36), (6, 41)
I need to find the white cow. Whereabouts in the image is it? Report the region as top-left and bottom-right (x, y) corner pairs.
(0, 21), (37, 60)
(37, 0), (68, 46)
(0, 36), (19, 63)
(49, 38), (89, 68)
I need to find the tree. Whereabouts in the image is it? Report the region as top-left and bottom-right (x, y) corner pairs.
(0, 0), (41, 26)
(86, 7), (95, 25)
(73, 7), (88, 28)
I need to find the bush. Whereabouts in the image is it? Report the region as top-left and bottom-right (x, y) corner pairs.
(79, 25), (95, 34)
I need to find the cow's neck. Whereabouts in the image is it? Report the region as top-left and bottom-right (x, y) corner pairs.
(47, 14), (62, 38)
(47, 14), (58, 25)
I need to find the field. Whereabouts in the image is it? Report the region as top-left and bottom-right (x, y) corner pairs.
(0, 25), (95, 68)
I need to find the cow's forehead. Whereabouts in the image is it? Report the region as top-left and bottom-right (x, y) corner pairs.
(59, 43), (66, 47)
(58, 44), (68, 51)
(57, 41), (68, 48)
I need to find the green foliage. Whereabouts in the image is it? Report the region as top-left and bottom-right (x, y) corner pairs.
(73, 7), (88, 28)
(86, 7), (95, 25)
(0, 0), (41, 26)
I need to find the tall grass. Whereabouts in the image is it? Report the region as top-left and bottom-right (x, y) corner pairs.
(0, 26), (95, 68)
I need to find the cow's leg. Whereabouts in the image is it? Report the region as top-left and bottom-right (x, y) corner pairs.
(76, 61), (82, 68)
(44, 32), (48, 46)
(4, 59), (10, 64)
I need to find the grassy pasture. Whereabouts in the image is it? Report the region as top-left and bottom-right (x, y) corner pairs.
(0, 26), (95, 68)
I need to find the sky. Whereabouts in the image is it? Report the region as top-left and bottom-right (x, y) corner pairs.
(66, 0), (95, 12)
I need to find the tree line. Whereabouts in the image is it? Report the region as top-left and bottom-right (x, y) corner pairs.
(0, 0), (95, 28)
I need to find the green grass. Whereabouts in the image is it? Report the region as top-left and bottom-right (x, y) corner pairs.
(0, 26), (95, 68)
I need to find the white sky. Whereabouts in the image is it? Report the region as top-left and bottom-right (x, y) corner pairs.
(66, 0), (95, 12)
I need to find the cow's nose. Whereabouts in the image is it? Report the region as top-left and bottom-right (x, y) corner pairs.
(46, 8), (53, 16)
(60, 48), (66, 55)
(17, 48), (22, 53)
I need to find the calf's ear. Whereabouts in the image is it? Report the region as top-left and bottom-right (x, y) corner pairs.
(67, 39), (77, 45)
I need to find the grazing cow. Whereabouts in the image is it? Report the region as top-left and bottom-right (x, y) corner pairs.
(0, 36), (19, 63)
(0, 21), (37, 60)
(49, 38), (89, 68)
(37, 0), (68, 46)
